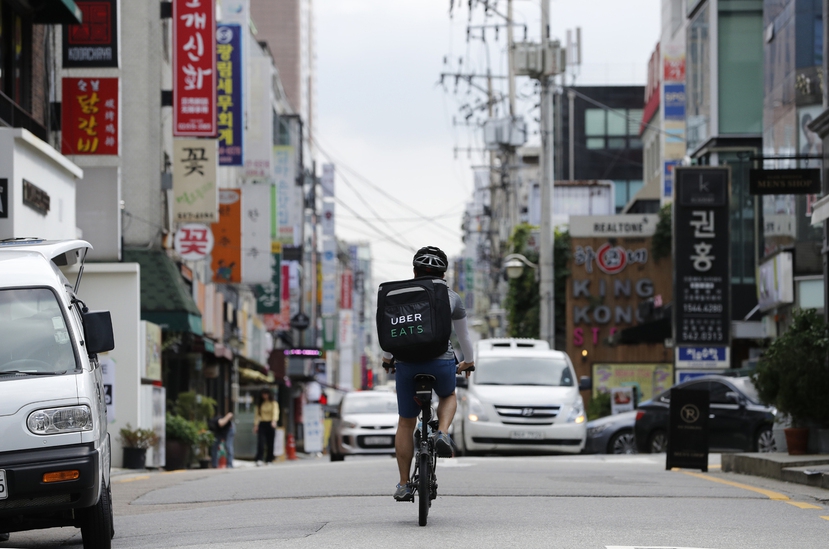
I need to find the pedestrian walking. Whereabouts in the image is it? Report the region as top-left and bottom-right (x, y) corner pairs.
(254, 388), (279, 465)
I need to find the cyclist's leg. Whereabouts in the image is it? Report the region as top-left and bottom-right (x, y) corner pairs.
(395, 416), (417, 485)
(394, 362), (421, 485)
(432, 359), (459, 433)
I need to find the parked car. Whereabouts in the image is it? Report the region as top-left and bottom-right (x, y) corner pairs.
(584, 410), (638, 454)
(328, 391), (398, 461)
(634, 375), (776, 454)
(0, 239), (116, 548)
(452, 338), (591, 455)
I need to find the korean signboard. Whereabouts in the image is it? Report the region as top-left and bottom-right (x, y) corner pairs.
(174, 223), (214, 261)
(172, 138), (218, 222)
(173, 0), (217, 136)
(211, 189), (241, 283)
(241, 184), (271, 283)
(63, 0), (118, 68)
(216, 24), (243, 165)
(591, 363), (673, 404)
(244, 57), (273, 178)
(256, 242), (281, 314)
(61, 77), (119, 155)
(673, 167), (730, 368)
(274, 145), (300, 245)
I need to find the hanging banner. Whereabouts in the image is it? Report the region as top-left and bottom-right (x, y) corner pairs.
(322, 315), (337, 351)
(321, 237), (337, 315)
(211, 189), (242, 283)
(62, 0), (119, 68)
(61, 77), (119, 155)
(173, 0), (217, 136)
(172, 138), (218, 222)
(274, 145), (300, 245)
(241, 184), (271, 283)
(341, 270), (353, 310)
(244, 57), (272, 179)
(216, 24), (243, 166)
(673, 167), (731, 362)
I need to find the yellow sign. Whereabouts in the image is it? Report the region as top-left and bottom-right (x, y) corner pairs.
(592, 363), (673, 403)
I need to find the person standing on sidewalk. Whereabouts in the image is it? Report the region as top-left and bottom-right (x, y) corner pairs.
(209, 411), (235, 468)
(254, 388), (279, 466)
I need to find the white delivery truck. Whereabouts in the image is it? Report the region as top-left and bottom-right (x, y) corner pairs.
(452, 338), (591, 455)
(0, 239), (115, 548)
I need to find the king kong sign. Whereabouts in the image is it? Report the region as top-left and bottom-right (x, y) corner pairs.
(566, 215), (673, 378)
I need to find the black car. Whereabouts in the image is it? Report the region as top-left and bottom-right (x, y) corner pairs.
(634, 375), (777, 454)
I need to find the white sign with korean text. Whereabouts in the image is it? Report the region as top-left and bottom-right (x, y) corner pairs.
(174, 223), (214, 260)
(244, 57), (272, 179)
(100, 356), (116, 422)
(302, 403), (324, 454)
(274, 145), (300, 245)
(241, 184), (272, 283)
(173, 138), (218, 222)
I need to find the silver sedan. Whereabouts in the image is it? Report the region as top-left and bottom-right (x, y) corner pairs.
(328, 391), (398, 461)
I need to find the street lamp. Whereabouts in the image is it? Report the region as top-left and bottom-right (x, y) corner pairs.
(503, 253), (539, 281)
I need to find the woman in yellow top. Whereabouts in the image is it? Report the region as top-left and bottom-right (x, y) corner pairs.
(253, 388), (279, 465)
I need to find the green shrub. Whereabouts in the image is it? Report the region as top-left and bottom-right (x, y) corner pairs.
(752, 309), (829, 428)
(118, 424), (159, 449)
(587, 391), (611, 421)
(165, 413), (200, 445)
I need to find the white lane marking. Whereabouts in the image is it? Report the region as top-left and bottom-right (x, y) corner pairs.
(606, 546), (719, 549)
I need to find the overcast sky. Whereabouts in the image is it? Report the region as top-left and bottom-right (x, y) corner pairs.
(315, 0), (660, 283)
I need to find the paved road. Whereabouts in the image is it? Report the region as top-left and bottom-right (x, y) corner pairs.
(4, 454), (829, 549)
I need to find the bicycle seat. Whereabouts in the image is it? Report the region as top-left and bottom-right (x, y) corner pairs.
(413, 374), (436, 400)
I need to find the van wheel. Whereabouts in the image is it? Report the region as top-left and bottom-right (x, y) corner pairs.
(81, 483), (112, 549)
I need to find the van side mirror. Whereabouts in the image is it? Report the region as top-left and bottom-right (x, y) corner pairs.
(82, 310), (115, 355)
(578, 376), (592, 391)
(455, 374), (469, 389)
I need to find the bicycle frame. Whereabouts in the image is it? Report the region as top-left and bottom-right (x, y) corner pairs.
(411, 374), (438, 525)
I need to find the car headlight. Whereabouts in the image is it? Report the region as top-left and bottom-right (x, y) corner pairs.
(566, 399), (586, 424)
(466, 394), (490, 422)
(27, 406), (93, 435)
(587, 423), (608, 437)
(341, 420), (358, 429)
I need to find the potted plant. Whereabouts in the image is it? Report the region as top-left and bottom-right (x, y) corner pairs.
(195, 428), (216, 469)
(118, 424), (159, 469)
(165, 412), (199, 470)
(752, 309), (829, 454)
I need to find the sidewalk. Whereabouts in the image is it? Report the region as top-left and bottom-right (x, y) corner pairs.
(721, 453), (829, 490)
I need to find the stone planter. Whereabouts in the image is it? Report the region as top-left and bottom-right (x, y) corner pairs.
(784, 427), (810, 455)
(122, 447), (147, 469)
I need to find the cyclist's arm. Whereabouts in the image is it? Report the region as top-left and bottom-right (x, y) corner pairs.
(453, 316), (475, 376)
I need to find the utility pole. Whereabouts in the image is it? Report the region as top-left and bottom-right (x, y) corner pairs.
(538, 0), (555, 348)
(506, 0), (518, 231)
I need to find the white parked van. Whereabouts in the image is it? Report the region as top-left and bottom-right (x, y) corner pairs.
(0, 239), (115, 548)
(452, 338), (591, 455)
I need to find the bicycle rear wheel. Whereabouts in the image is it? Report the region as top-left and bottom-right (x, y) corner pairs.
(417, 450), (430, 526)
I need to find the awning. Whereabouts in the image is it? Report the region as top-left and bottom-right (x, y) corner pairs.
(123, 249), (203, 335)
(32, 0), (84, 24)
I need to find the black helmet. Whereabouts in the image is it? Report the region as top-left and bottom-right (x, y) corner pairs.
(413, 246), (448, 273)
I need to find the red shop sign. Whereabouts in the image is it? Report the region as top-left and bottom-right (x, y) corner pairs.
(173, 0), (216, 136)
(61, 77), (119, 155)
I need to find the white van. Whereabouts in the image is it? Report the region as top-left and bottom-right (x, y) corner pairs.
(452, 338), (591, 455)
(0, 239), (115, 548)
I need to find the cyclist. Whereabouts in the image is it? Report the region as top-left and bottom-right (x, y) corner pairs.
(382, 246), (475, 502)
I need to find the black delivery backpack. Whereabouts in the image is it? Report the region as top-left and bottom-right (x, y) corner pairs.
(376, 276), (452, 362)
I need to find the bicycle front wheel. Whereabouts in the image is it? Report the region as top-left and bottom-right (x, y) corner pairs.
(417, 450), (431, 526)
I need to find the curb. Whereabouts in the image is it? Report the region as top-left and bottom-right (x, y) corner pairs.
(721, 453), (829, 489)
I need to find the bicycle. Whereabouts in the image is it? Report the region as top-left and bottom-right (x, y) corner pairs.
(410, 373), (439, 526)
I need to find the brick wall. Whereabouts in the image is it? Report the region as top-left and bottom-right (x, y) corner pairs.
(30, 25), (48, 128)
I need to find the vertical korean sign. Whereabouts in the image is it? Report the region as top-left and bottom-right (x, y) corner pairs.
(172, 139), (218, 222)
(673, 167), (730, 369)
(241, 184), (271, 283)
(216, 24), (243, 165)
(61, 77), (119, 155)
(173, 0), (216, 136)
(211, 189), (242, 283)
